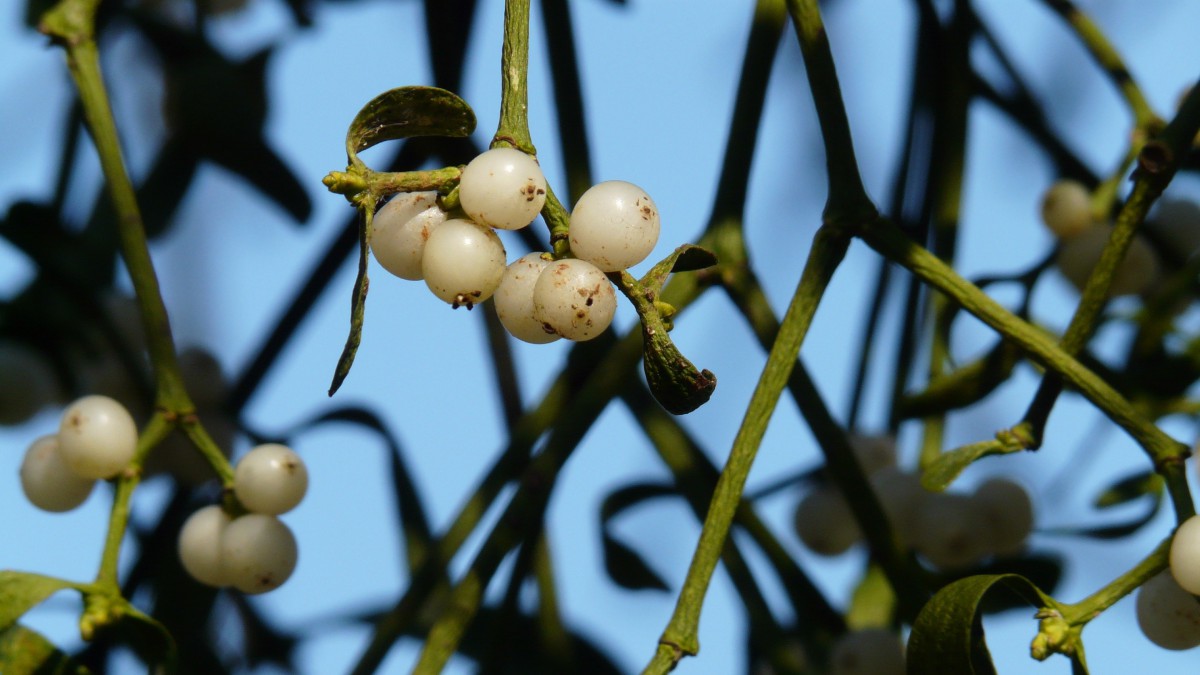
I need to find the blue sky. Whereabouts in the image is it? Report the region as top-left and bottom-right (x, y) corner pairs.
(4, 0), (1200, 673)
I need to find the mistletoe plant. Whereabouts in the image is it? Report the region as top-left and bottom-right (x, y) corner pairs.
(5, 0), (1200, 673)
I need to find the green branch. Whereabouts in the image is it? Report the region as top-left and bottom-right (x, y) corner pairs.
(493, 0), (534, 152)
(642, 226), (850, 673)
(856, 222), (1191, 493)
(1040, 0), (1158, 131)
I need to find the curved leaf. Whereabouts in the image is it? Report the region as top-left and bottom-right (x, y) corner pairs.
(599, 483), (676, 592)
(669, 245), (718, 274)
(0, 624), (90, 675)
(1093, 470), (1162, 508)
(0, 571), (76, 632)
(907, 574), (1082, 675)
(922, 440), (1008, 492)
(107, 604), (178, 671)
(345, 86), (476, 165)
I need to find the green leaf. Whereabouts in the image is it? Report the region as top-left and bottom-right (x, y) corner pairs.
(328, 202), (375, 396)
(0, 571), (76, 632)
(971, 554), (1064, 614)
(907, 571), (1089, 672)
(329, 88), (475, 393)
(907, 574), (1049, 675)
(104, 604), (178, 672)
(602, 538), (670, 593)
(921, 440), (1007, 492)
(639, 300), (716, 415)
(0, 624), (90, 675)
(1050, 496), (1163, 539)
(1093, 470), (1162, 508)
(599, 483), (676, 592)
(345, 86), (476, 166)
(668, 245), (718, 273)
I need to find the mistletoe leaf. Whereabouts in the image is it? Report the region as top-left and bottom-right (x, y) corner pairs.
(345, 86), (475, 166)
(642, 322), (716, 415)
(328, 202), (375, 396)
(0, 624), (90, 675)
(1093, 470), (1162, 509)
(907, 574), (1048, 675)
(0, 571), (76, 632)
(921, 441), (1006, 492)
(669, 245), (718, 273)
(599, 483), (675, 592)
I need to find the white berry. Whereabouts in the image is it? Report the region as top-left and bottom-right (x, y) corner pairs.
(568, 180), (661, 272)
(1040, 179), (1093, 240)
(532, 258), (617, 341)
(370, 191), (446, 280)
(220, 514), (298, 594)
(1055, 224), (1160, 297)
(57, 395), (139, 480)
(793, 483), (861, 556)
(913, 492), (988, 570)
(829, 629), (905, 675)
(458, 148), (546, 230)
(972, 477), (1034, 557)
(234, 443), (308, 515)
(421, 218), (507, 309)
(178, 505), (232, 588)
(869, 467), (927, 548)
(19, 435), (95, 512)
(1137, 570), (1200, 650)
(1170, 514), (1200, 595)
(849, 434), (896, 476)
(494, 253), (561, 344)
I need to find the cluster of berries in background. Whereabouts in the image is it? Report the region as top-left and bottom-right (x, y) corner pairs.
(1139, 507), (1200, 650)
(1037, 177), (1200, 651)
(1041, 178), (1200, 300)
(792, 435), (1035, 571)
(17, 390), (307, 594)
(368, 147), (660, 343)
(19, 395), (139, 512)
(0, 293), (236, 486)
(178, 443), (307, 594)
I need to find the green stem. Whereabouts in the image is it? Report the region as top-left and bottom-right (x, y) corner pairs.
(857, 223), (1189, 475)
(1062, 537), (1170, 625)
(783, 0), (874, 221)
(539, 0), (593, 203)
(1018, 83), (1200, 450)
(95, 413), (172, 588)
(532, 534), (574, 670)
(40, 0), (192, 415)
(412, 330), (648, 673)
(1040, 0), (1158, 131)
(493, 0), (534, 152)
(642, 227), (850, 673)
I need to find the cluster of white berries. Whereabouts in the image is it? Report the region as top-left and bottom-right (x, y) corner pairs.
(369, 147), (660, 343)
(1040, 179), (1161, 298)
(1136, 487), (1200, 650)
(178, 443), (308, 594)
(792, 435), (1034, 571)
(16, 389), (304, 594)
(19, 395), (139, 512)
(1039, 181), (1200, 303)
